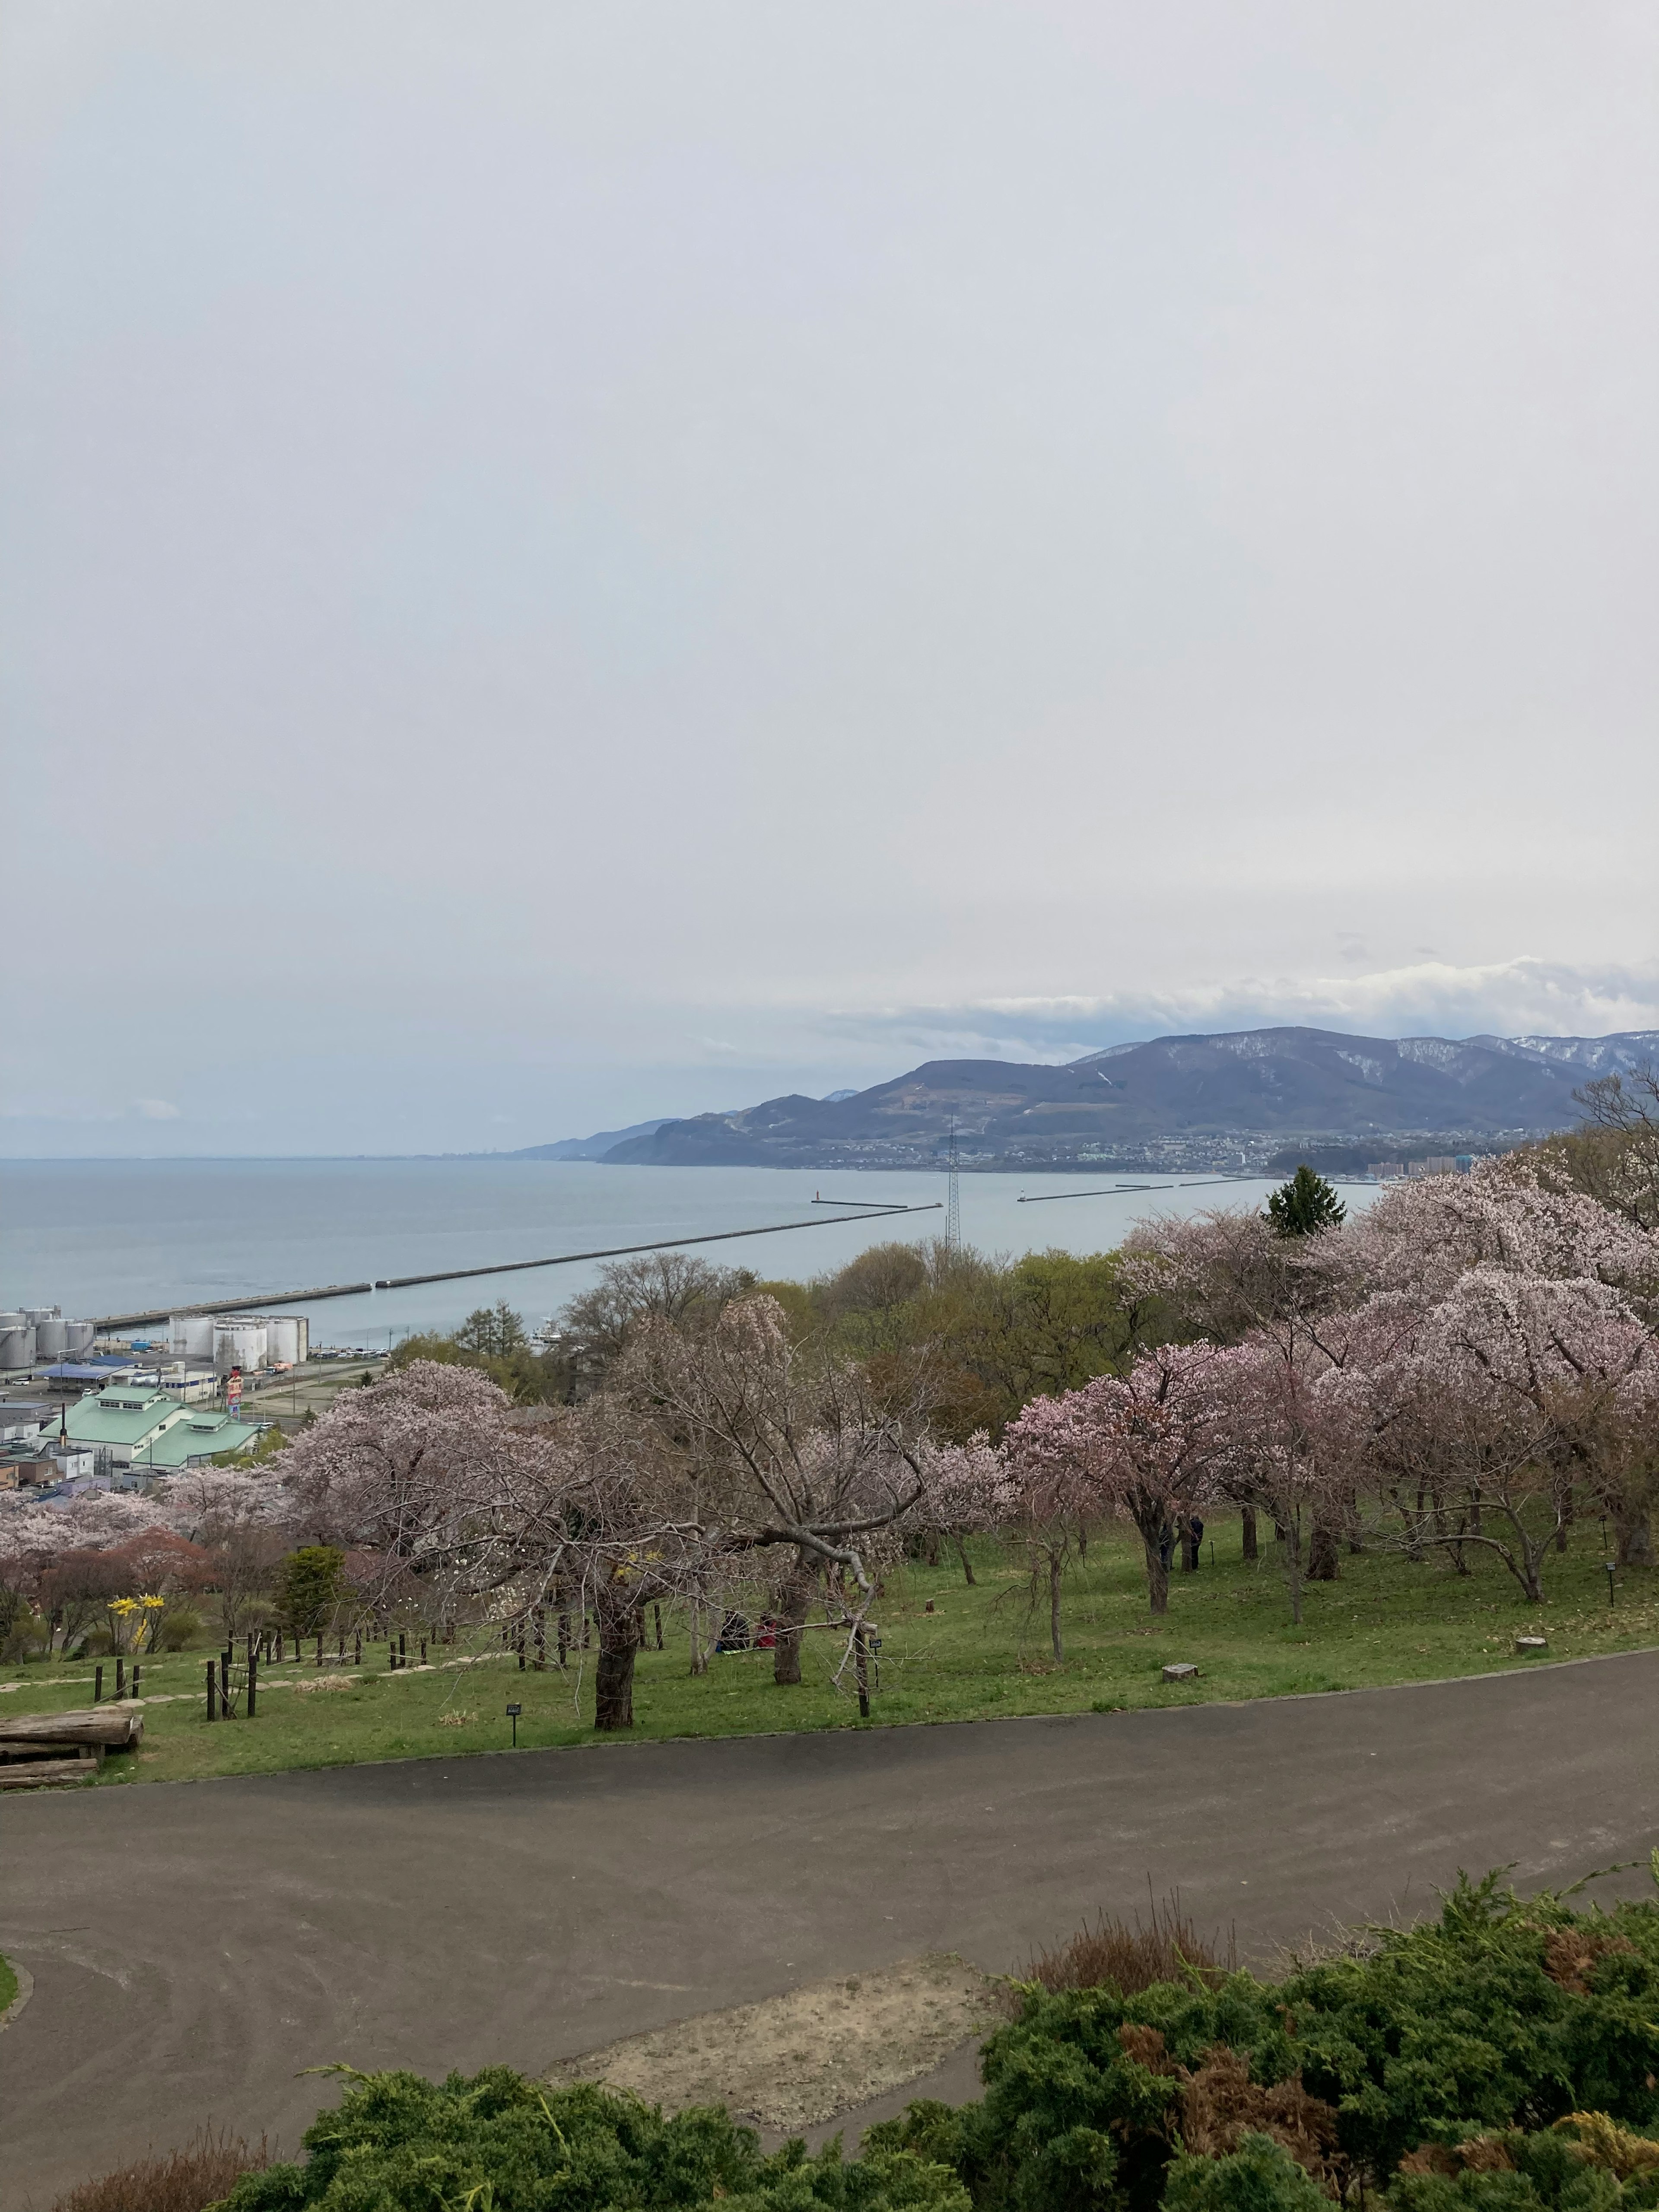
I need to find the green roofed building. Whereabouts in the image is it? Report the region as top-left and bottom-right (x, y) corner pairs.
(64, 1387), (187, 1465)
(133, 1411), (263, 1470)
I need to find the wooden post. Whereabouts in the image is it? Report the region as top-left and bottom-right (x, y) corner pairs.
(247, 1649), (257, 1718)
(94, 1664), (104, 1703)
(115, 1656), (126, 1700)
(517, 1629), (526, 1671)
(132, 1664), (141, 1698)
(854, 1624), (870, 1720)
(654, 1602), (664, 1650)
(557, 1612), (569, 1669)
(315, 1634), (323, 1667)
(420, 1640), (427, 1665)
(399, 1631), (407, 1666)
(206, 1661), (217, 1720)
(275, 1629), (283, 1662)
(354, 1632), (362, 1667)
(219, 1652), (230, 1716)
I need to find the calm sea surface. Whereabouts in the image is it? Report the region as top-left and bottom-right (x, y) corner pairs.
(1, 1160), (1379, 1349)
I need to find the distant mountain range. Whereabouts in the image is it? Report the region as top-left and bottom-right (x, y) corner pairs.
(510, 1117), (674, 1162)
(521, 1027), (1659, 1175)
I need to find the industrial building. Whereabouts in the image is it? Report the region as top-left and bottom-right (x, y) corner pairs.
(131, 1409), (261, 1470)
(63, 1386), (190, 1466)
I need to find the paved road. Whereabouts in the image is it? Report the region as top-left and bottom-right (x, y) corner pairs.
(5, 1654), (1659, 2207)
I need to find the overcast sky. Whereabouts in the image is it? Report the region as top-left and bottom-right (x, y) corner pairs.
(3, 3), (1655, 1156)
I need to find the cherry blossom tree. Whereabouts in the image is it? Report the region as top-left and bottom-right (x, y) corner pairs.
(1348, 1157), (1659, 1317)
(1003, 1343), (1227, 1624)
(279, 1359), (725, 1729)
(1326, 1269), (1654, 1601)
(1204, 1337), (1354, 1625)
(911, 1431), (1008, 1586)
(623, 1296), (936, 1689)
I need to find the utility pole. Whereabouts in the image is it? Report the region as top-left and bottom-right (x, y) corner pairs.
(946, 1116), (961, 1253)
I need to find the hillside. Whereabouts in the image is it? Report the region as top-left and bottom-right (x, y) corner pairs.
(593, 1026), (1658, 1173)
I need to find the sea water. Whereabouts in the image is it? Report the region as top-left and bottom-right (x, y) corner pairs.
(0, 1159), (1378, 1349)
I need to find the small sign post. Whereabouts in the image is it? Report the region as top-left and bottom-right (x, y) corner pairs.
(505, 1701), (522, 1747)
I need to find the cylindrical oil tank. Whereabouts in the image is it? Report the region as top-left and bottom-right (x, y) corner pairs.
(65, 1319), (96, 1356)
(214, 1318), (268, 1374)
(0, 1324), (37, 1370)
(265, 1316), (305, 1366)
(33, 1318), (69, 1357)
(170, 1313), (216, 1359)
(23, 1307), (60, 1325)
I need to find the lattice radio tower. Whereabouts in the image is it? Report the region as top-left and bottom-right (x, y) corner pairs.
(945, 1116), (961, 1252)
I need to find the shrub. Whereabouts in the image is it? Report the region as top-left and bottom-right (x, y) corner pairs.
(1163, 2135), (1335, 2212)
(213, 2068), (968, 2212)
(871, 1871), (1659, 2212)
(159, 1607), (204, 1651)
(51, 2126), (266, 2212)
(275, 1548), (345, 1639)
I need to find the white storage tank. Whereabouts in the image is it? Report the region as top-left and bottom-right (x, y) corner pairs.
(23, 1307), (60, 1325)
(64, 1320), (96, 1356)
(264, 1315), (309, 1366)
(214, 1318), (268, 1374)
(170, 1313), (216, 1359)
(0, 1323), (37, 1371)
(33, 1318), (69, 1357)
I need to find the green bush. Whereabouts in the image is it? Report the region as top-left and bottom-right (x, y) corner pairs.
(1162, 2136), (1333, 2212)
(868, 1871), (1659, 2212)
(212, 2069), (969, 2212)
(159, 1607), (204, 1652)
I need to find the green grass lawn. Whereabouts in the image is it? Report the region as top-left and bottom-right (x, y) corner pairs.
(0, 1954), (17, 2015)
(3, 1515), (1655, 1789)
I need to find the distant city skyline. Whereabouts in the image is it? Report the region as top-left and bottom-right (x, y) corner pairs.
(2, 5), (1654, 1157)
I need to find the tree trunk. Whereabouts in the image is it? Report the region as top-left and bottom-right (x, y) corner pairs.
(1142, 1535), (1170, 1616)
(773, 1554), (815, 1686)
(1307, 1521), (1340, 1581)
(1615, 1504), (1654, 1568)
(952, 1534), (976, 1586)
(1280, 1518), (1303, 1625)
(1241, 1506), (1258, 1563)
(1049, 1551), (1064, 1661)
(594, 1627), (638, 1730)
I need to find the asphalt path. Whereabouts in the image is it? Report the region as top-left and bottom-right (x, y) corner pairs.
(5, 1653), (1659, 2207)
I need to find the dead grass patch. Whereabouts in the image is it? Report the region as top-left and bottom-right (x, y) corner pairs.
(1015, 1890), (1238, 2005)
(51, 2127), (267, 2212)
(547, 1953), (999, 2133)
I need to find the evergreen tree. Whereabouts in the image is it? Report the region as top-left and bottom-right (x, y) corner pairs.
(276, 1545), (346, 1638)
(1266, 1163), (1346, 1238)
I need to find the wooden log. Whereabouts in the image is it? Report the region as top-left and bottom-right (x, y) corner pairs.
(0, 1707), (142, 1749)
(0, 1741), (102, 1763)
(0, 1757), (99, 1789)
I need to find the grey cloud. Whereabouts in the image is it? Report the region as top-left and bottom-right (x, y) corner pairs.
(0, 4), (1653, 1154)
